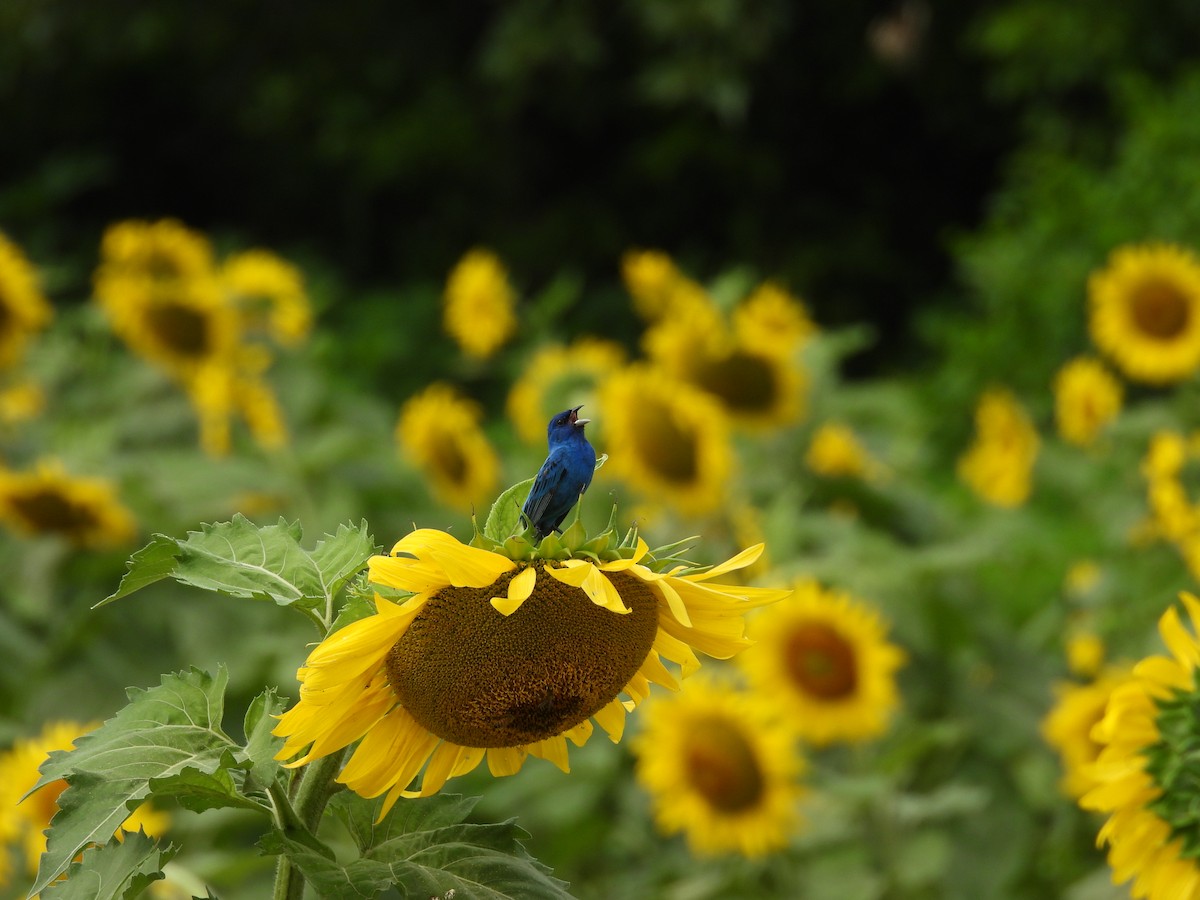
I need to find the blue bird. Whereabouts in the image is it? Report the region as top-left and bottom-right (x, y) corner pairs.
(522, 405), (596, 540)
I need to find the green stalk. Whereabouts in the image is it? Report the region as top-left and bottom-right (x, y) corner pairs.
(271, 750), (347, 900)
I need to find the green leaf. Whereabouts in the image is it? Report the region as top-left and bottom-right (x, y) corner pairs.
(238, 688), (286, 792)
(171, 515), (326, 608)
(41, 830), (177, 900)
(263, 792), (572, 900)
(330, 587), (378, 635)
(30, 668), (241, 896)
(96, 534), (182, 608)
(310, 521), (377, 602)
(484, 478), (535, 543)
(148, 765), (264, 814)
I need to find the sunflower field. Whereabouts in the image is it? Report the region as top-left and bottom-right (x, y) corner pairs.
(4, 3), (1200, 899)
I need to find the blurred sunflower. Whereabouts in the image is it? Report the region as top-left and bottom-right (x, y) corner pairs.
(633, 675), (803, 858)
(0, 459), (136, 547)
(1089, 243), (1200, 385)
(396, 383), (500, 511)
(186, 353), (288, 457)
(0, 720), (169, 891)
(1081, 594), (1200, 899)
(507, 339), (625, 446)
(442, 249), (517, 359)
(1065, 630), (1106, 679)
(273, 528), (786, 816)
(95, 219), (215, 286)
(221, 249), (312, 346)
(1041, 666), (1131, 799)
(0, 380), (45, 426)
(0, 233), (53, 369)
(598, 365), (733, 515)
(644, 294), (806, 430)
(740, 580), (905, 746)
(620, 249), (710, 321)
(957, 388), (1040, 508)
(1141, 430), (1200, 543)
(1053, 357), (1122, 447)
(732, 281), (817, 356)
(805, 422), (884, 481)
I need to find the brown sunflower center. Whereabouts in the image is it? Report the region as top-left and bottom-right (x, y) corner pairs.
(633, 403), (698, 483)
(692, 351), (778, 414)
(1131, 278), (1190, 340)
(9, 489), (99, 538)
(784, 622), (858, 700)
(386, 569), (660, 747)
(683, 716), (765, 812)
(431, 433), (468, 485)
(143, 301), (212, 357)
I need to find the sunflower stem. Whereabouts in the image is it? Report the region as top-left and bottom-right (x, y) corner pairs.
(270, 750), (347, 900)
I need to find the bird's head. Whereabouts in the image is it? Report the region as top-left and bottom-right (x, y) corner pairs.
(548, 405), (590, 439)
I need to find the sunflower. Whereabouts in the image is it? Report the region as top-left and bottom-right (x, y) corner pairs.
(185, 352), (288, 457)
(395, 383), (500, 511)
(0, 721), (170, 890)
(273, 526), (787, 817)
(1081, 594), (1200, 899)
(633, 675), (804, 857)
(1066, 630), (1106, 679)
(221, 249), (312, 347)
(805, 422), (884, 481)
(1041, 666), (1132, 799)
(443, 249), (517, 359)
(1089, 243), (1200, 385)
(644, 294), (807, 430)
(1053, 357), (1123, 448)
(507, 339), (625, 446)
(0, 380), (45, 426)
(598, 365), (733, 515)
(0, 233), (53, 370)
(957, 388), (1040, 508)
(739, 580), (905, 746)
(732, 281), (817, 357)
(1141, 430), (1200, 544)
(620, 249), (710, 321)
(0, 459), (136, 547)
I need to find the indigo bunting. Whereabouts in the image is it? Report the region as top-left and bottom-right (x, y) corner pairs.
(522, 405), (596, 539)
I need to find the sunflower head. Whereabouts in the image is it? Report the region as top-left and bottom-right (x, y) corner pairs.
(221, 249), (312, 347)
(443, 249), (517, 359)
(0, 459), (136, 547)
(274, 491), (788, 817)
(1053, 356), (1123, 448)
(507, 339), (625, 446)
(957, 388), (1040, 508)
(1089, 243), (1200, 384)
(0, 233), (53, 370)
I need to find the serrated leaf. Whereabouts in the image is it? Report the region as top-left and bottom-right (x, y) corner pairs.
(239, 689), (285, 791)
(41, 830), (177, 900)
(171, 515), (326, 608)
(96, 534), (182, 608)
(310, 521), (376, 602)
(264, 792), (572, 900)
(30, 668), (240, 895)
(484, 478), (535, 543)
(330, 589), (378, 635)
(148, 765), (263, 813)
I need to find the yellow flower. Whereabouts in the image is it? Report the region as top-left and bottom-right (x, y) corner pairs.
(957, 388), (1040, 508)
(221, 249), (312, 346)
(1041, 666), (1132, 799)
(1053, 356), (1123, 447)
(185, 354), (289, 458)
(507, 339), (625, 446)
(443, 249), (517, 359)
(805, 422), (884, 481)
(598, 365), (733, 515)
(1081, 594), (1200, 899)
(0, 233), (53, 369)
(0, 459), (136, 547)
(1066, 631), (1106, 679)
(620, 249), (710, 321)
(739, 580), (905, 746)
(0, 721), (169, 889)
(273, 528), (787, 818)
(732, 281), (817, 356)
(0, 380), (45, 426)
(396, 383), (500, 511)
(1064, 560), (1102, 598)
(633, 675), (804, 857)
(1089, 243), (1200, 384)
(644, 294), (806, 430)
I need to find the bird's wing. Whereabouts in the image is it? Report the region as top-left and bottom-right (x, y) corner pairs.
(522, 455), (569, 526)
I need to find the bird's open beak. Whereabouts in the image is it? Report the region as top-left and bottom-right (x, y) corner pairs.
(571, 405), (590, 427)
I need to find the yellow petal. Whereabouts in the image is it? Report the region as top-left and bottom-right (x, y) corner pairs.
(581, 567), (629, 613)
(529, 735), (571, 772)
(1158, 606), (1200, 667)
(486, 746), (528, 777)
(491, 565), (536, 616)
(545, 561), (591, 587)
(634, 566), (692, 627)
(683, 543), (764, 581)
(592, 698), (629, 742)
